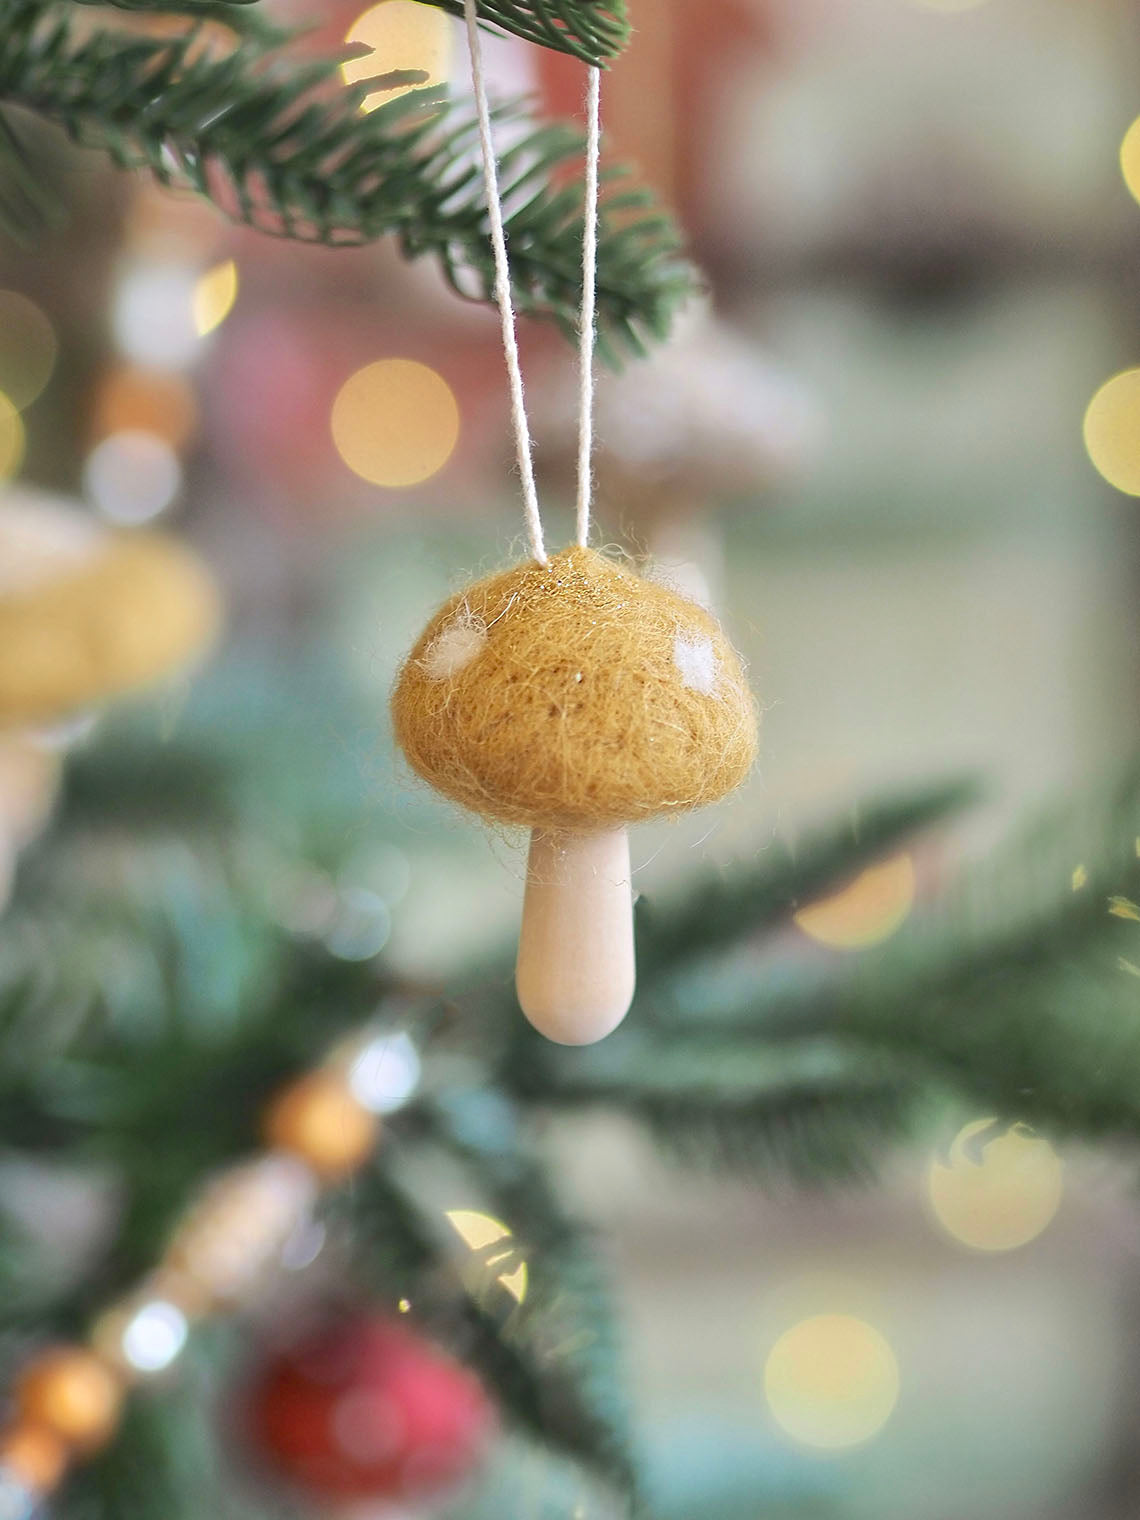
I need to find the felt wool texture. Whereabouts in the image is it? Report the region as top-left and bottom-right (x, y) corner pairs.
(0, 528), (221, 725)
(392, 546), (757, 830)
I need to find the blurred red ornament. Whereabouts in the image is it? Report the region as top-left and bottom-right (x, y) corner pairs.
(245, 1314), (494, 1502)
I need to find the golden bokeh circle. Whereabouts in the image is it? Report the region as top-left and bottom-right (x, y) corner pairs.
(193, 259), (238, 337)
(794, 854), (916, 951)
(0, 292), (57, 412)
(331, 358), (459, 488)
(927, 1118), (1063, 1252)
(1121, 115), (1140, 206)
(342, 1), (452, 111)
(764, 1314), (900, 1451)
(0, 394), (27, 482)
(1084, 369), (1140, 496)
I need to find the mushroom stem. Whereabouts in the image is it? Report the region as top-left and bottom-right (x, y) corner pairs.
(515, 826), (635, 1045)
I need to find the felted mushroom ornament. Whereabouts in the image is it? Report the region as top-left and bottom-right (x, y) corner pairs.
(393, 13), (755, 1043)
(0, 487), (220, 728)
(0, 487), (220, 910)
(392, 547), (757, 1045)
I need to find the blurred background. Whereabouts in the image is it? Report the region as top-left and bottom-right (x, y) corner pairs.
(7, 0), (1140, 1516)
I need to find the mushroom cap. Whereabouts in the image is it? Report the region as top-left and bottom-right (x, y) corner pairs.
(391, 547), (757, 830)
(0, 492), (221, 726)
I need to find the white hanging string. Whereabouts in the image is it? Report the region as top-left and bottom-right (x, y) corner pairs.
(575, 65), (601, 549)
(462, 0), (547, 567)
(461, 0), (603, 566)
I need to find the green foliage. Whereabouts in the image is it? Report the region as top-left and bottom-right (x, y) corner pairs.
(423, 1095), (643, 1504)
(0, 1), (688, 355)
(422, 0), (629, 65)
(634, 778), (980, 978)
(16, 666), (1140, 1515)
(349, 1148), (644, 1509)
(66, 0), (629, 65)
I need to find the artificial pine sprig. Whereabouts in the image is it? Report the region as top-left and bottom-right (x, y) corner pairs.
(15, 723), (1140, 1513)
(0, 1), (686, 355)
(66, 0), (629, 65)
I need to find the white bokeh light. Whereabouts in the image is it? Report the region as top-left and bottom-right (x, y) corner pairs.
(120, 1300), (189, 1374)
(113, 264), (200, 368)
(348, 1030), (422, 1114)
(84, 430), (182, 524)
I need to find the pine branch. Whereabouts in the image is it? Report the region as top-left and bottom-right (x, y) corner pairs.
(64, 0), (282, 41)
(635, 1080), (918, 1184)
(505, 1016), (926, 1184)
(635, 778), (979, 980)
(617, 766), (1140, 1154)
(422, 0), (629, 64)
(350, 1126), (644, 1510)
(0, 6), (689, 355)
(64, 0), (630, 63)
(818, 770), (1140, 1144)
(422, 1094), (644, 1505)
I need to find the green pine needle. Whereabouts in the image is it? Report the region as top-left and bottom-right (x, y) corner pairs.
(66, 0), (630, 64)
(634, 778), (980, 979)
(422, 1094), (644, 1503)
(348, 1155), (643, 1506)
(0, 3), (689, 354)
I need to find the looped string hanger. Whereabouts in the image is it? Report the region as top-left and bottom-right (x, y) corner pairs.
(461, 0), (601, 566)
(575, 63), (600, 551)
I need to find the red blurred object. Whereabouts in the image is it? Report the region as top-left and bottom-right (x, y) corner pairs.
(246, 1314), (494, 1501)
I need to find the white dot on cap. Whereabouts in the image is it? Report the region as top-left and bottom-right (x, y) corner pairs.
(420, 613), (487, 681)
(673, 631), (719, 695)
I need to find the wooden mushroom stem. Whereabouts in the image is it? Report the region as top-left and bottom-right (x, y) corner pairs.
(515, 826), (635, 1046)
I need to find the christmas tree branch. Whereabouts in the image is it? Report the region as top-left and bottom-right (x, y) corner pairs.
(349, 1155), (644, 1508)
(634, 777), (980, 980)
(64, 0), (629, 64)
(420, 1095), (644, 1504)
(0, 5), (688, 354)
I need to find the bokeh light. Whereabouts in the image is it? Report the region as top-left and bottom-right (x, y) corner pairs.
(331, 358), (459, 488)
(91, 366), (198, 450)
(794, 853), (916, 950)
(445, 1209), (528, 1303)
(341, 1), (452, 110)
(119, 1301), (189, 1374)
(1121, 115), (1140, 206)
(0, 292), (57, 410)
(83, 430), (181, 524)
(1084, 369), (1140, 496)
(193, 259), (238, 337)
(927, 1118), (1063, 1252)
(0, 395), (26, 482)
(113, 265), (200, 369)
(348, 1029), (421, 1114)
(323, 886), (391, 961)
(764, 1314), (900, 1450)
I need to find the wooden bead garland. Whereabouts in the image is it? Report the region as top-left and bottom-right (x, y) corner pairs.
(263, 1071), (379, 1179)
(14, 1349), (123, 1453)
(0, 1422), (69, 1493)
(0, 1025), (408, 1508)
